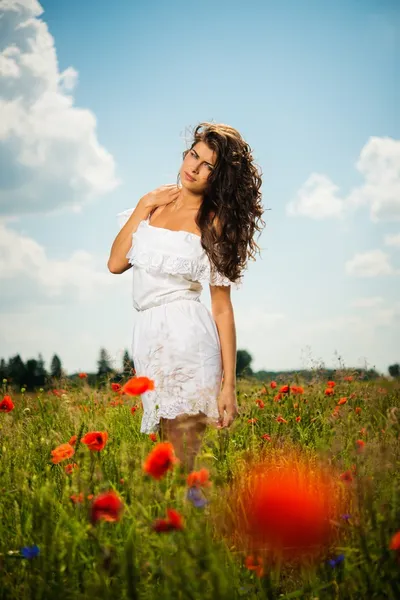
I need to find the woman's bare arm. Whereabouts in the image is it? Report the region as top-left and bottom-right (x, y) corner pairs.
(107, 199), (151, 274)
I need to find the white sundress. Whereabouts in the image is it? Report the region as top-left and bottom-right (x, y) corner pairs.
(117, 208), (242, 434)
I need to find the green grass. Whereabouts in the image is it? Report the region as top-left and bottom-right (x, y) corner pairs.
(0, 375), (399, 600)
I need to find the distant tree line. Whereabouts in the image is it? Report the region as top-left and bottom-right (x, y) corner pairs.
(0, 349), (391, 394)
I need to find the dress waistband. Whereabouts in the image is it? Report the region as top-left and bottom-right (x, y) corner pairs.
(136, 297), (201, 312)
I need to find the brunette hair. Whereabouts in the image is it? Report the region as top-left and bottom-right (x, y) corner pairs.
(177, 122), (265, 285)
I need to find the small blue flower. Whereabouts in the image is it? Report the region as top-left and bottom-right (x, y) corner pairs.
(341, 514), (351, 521)
(21, 545), (40, 559)
(186, 486), (208, 508)
(328, 553), (345, 568)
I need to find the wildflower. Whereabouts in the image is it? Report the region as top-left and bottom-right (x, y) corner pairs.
(295, 416), (301, 423)
(328, 554), (345, 568)
(70, 493), (84, 504)
(248, 418), (258, 424)
(270, 381), (277, 389)
(131, 405), (138, 414)
(149, 433), (157, 442)
(81, 431), (108, 452)
(341, 514), (351, 521)
(279, 385), (290, 394)
(276, 415), (287, 424)
(359, 427), (367, 436)
(244, 555), (264, 577)
(187, 468), (211, 488)
(325, 388), (334, 396)
(344, 376), (353, 382)
(261, 434), (271, 441)
(121, 376), (154, 396)
(69, 435), (77, 446)
(355, 407), (362, 415)
(340, 470), (353, 483)
(234, 461), (336, 560)
(389, 531), (400, 551)
(0, 395), (14, 413)
(78, 373), (87, 379)
(111, 383), (121, 392)
(120, 478), (125, 484)
(152, 508), (184, 533)
(20, 545), (40, 559)
(64, 463), (78, 475)
(356, 439), (365, 452)
(255, 399), (265, 409)
(91, 491), (124, 524)
(143, 442), (178, 480)
(293, 402), (299, 409)
(187, 486), (208, 508)
(51, 443), (74, 464)
(327, 381), (336, 388)
(274, 393), (283, 402)
(291, 386), (304, 395)
(337, 397), (347, 405)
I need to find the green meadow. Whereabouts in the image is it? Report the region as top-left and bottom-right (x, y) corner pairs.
(1, 374), (399, 600)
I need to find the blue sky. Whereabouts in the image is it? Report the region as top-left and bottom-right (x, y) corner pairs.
(0, 0), (399, 376)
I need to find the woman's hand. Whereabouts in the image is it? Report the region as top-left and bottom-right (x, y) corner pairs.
(140, 184), (181, 211)
(217, 386), (238, 428)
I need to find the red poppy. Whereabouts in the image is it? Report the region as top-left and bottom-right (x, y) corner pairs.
(248, 418), (258, 424)
(81, 431), (108, 452)
(111, 383), (121, 392)
(187, 468), (211, 488)
(244, 555), (264, 577)
(149, 433), (157, 442)
(69, 435), (77, 446)
(65, 463), (78, 475)
(261, 434), (271, 441)
(337, 397), (347, 405)
(279, 385), (290, 394)
(356, 439), (365, 452)
(70, 492), (84, 504)
(78, 373), (87, 379)
(270, 381), (277, 389)
(340, 470), (353, 483)
(295, 416), (301, 423)
(0, 395), (14, 413)
(389, 531), (400, 551)
(131, 405), (138, 414)
(143, 442), (178, 479)
(325, 388), (334, 396)
(232, 460), (338, 560)
(91, 491), (124, 524)
(51, 443), (75, 464)
(355, 407), (362, 415)
(255, 399), (265, 409)
(152, 508), (184, 533)
(359, 427), (367, 436)
(291, 386), (304, 395)
(274, 393), (283, 402)
(344, 376), (353, 382)
(121, 376), (155, 396)
(276, 415), (287, 424)
(327, 381), (336, 388)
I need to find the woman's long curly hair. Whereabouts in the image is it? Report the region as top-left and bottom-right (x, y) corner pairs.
(177, 122), (265, 286)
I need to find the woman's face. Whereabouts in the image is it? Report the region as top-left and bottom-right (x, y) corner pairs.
(180, 141), (217, 193)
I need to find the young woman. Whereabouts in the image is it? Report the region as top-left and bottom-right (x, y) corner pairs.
(109, 122), (264, 471)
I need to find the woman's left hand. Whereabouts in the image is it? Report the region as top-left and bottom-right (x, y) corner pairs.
(217, 386), (238, 428)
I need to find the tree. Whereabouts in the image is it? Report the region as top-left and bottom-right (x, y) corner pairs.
(122, 350), (135, 378)
(50, 354), (63, 380)
(388, 363), (400, 378)
(236, 350), (253, 377)
(97, 348), (114, 377)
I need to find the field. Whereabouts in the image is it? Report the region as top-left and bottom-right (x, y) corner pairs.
(1, 373), (399, 600)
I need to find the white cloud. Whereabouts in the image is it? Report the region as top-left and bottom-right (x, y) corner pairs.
(345, 249), (396, 277)
(0, 221), (126, 306)
(287, 136), (400, 222)
(351, 296), (384, 308)
(384, 232), (400, 247)
(0, 0), (120, 219)
(286, 174), (345, 219)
